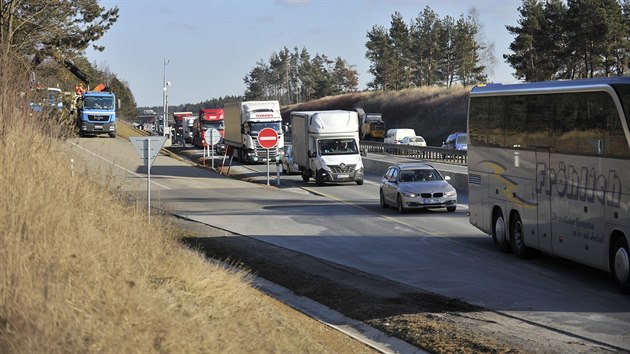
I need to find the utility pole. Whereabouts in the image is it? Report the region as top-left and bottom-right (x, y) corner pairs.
(163, 58), (171, 145)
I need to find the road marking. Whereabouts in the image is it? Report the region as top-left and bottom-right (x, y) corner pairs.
(68, 141), (171, 190)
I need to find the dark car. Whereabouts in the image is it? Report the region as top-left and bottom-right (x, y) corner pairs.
(442, 132), (467, 151)
(214, 137), (226, 156)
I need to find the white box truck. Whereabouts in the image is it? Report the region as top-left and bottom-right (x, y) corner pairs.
(291, 110), (364, 186)
(223, 101), (284, 163)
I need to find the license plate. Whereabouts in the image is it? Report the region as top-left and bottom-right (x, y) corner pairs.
(94, 125), (103, 130)
(423, 198), (439, 204)
(337, 174), (349, 179)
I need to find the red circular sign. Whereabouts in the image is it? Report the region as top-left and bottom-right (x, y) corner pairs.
(258, 127), (278, 149)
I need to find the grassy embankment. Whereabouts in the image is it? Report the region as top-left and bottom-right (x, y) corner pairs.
(0, 57), (369, 353)
(281, 86), (470, 146)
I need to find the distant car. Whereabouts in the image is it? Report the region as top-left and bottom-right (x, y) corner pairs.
(442, 132), (467, 151)
(400, 136), (427, 147)
(379, 163), (457, 213)
(384, 128), (417, 144)
(281, 145), (300, 174)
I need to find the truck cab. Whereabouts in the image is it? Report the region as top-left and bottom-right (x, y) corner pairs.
(291, 110), (364, 186)
(77, 91), (116, 138)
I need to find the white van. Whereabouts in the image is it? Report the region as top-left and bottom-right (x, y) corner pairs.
(384, 128), (416, 144)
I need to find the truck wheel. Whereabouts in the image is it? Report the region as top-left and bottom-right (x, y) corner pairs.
(109, 133), (116, 138)
(301, 172), (309, 183)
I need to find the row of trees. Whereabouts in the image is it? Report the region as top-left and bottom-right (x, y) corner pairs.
(243, 47), (359, 104)
(365, 7), (491, 90)
(506, 0), (630, 81)
(1, 1), (138, 119)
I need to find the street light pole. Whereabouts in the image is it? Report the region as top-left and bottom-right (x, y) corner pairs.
(162, 58), (170, 140)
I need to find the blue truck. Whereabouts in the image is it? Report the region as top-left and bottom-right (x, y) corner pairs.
(77, 90), (117, 138)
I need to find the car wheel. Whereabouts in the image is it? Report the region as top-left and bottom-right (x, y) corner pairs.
(510, 213), (530, 258)
(301, 172), (309, 183)
(379, 190), (388, 208)
(492, 209), (511, 253)
(356, 179), (363, 185)
(397, 194), (406, 214)
(446, 206), (456, 212)
(109, 133), (116, 138)
(611, 236), (630, 293)
(281, 164), (287, 174)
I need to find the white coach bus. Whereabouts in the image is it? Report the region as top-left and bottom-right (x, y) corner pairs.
(467, 78), (630, 293)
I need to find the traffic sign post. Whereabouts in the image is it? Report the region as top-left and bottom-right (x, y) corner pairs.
(203, 129), (221, 169)
(130, 136), (167, 221)
(258, 128), (278, 185)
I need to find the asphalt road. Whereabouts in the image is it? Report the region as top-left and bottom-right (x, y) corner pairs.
(65, 137), (630, 352)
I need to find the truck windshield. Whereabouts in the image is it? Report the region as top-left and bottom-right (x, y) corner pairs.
(83, 96), (114, 110)
(318, 138), (358, 156)
(248, 122), (282, 135)
(202, 121), (224, 130)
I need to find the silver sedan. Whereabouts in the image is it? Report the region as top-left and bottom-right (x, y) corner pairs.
(379, 163), (457, 213)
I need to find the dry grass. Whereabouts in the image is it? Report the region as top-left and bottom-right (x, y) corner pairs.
(282, 86), (470, 145)
(0, 57), (366, 353)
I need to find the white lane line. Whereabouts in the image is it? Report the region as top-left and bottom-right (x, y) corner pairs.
(68, 141), (171, 190)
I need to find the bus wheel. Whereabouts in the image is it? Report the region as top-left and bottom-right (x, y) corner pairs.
(510, 213), (530, 259)
(492, 210), (511, 253)
(611, 237), (630, 293)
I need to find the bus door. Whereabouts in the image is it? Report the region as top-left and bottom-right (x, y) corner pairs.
(536, 149), (553, 253)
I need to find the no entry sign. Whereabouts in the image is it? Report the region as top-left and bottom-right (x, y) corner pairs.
(258, 127), (278, 149)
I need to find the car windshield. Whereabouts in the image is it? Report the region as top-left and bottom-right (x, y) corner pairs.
(399, 168), (441, 182)
(410, 137), (424, 143)
(318, 138), (358, 155)
(83, 96), (114, 110)
(456, 134), (467, 144)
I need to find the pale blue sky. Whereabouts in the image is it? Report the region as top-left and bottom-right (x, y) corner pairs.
(87, 0), (523, 107)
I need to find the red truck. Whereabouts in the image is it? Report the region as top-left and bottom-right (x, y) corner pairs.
(193, 108), (225, 148)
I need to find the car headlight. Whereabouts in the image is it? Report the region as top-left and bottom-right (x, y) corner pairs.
(402, 192), (417, 198)
(445, 190), (456, 197)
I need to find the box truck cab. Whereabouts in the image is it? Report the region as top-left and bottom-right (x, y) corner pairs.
(291, 110), (364, 186)
(384, 128), (416, 144)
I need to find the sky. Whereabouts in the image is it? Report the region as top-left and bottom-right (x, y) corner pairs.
(87, 0), (524, 107)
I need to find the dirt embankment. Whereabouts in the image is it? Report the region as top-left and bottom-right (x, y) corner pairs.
(281, 86), (469, 146)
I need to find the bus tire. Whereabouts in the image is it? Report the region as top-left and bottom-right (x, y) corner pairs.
(611, 236), (630, 294)
(510, 213), (530, 259)
(492, 209), (511, 253)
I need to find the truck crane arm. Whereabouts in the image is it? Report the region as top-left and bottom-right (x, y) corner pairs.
(63, 59), (90, 86)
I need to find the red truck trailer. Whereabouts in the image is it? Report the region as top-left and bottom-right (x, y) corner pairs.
(193, 108), (225, 148)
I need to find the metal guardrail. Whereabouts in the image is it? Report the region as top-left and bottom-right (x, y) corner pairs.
(360, 141), (467, 165)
